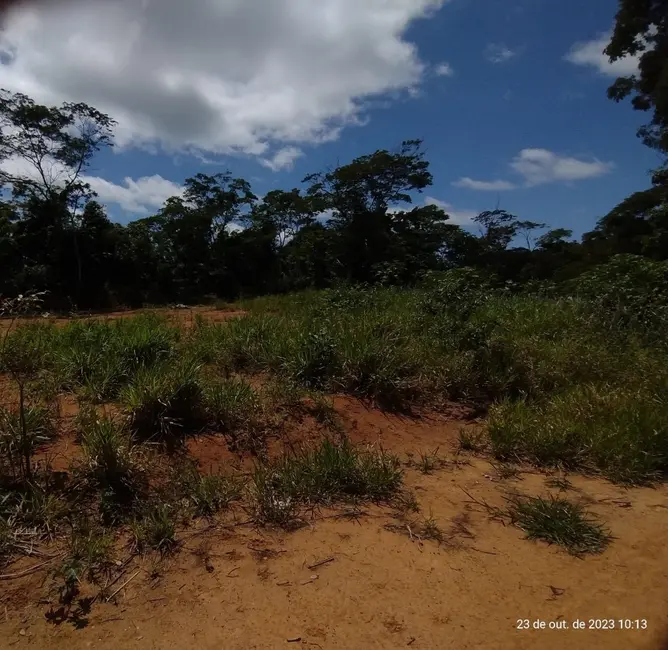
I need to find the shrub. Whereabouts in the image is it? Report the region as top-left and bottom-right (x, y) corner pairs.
(571, 254), (668, 337)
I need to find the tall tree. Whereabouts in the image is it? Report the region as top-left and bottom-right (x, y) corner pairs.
(304, 140), (435, 283)
(605, 0), (668, 156)
(0, 90), (115, 304)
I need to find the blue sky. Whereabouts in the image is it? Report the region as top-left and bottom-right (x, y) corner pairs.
(0, 0), (657, 238)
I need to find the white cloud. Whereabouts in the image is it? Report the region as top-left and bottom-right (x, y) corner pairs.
(259, 146), (304, 172)
(453, 177), (516, 191)
(485, 44), (516, 64)
(425, 196), (477, 225)
(451, 148), (614, 192)
(0, 0), (446, 160)
(565, 32), (639, 77)
(82, 174), (184, 214)
(434, 62), (453, 76)
(509, 148), (614, 186)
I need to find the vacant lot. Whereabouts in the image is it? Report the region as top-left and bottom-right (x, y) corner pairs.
(1, 281), (667, 649)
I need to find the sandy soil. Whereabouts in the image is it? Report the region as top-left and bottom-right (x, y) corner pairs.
(1, 404), (667, 650)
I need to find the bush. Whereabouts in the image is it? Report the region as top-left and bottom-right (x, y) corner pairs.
(571, 254), (668, 337)
(488, 384), (668, 483)
(420, 267), (497, 318)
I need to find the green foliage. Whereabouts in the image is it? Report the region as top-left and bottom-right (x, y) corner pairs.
(121, 360), (206, 442)
(0, 405), (54, 480)
(571, 254), (668, 336)
(131, 504), (177, 554)
(605, 1), (668, 155)
(203, 378), (261, 432)
(420, 267), (496, 318)
(488, 384), (668, 483)
(508, 495), (611, 556)
(250, 439), (402, 525)
(56, 521), (114, 599)
(77, 410), (141, 517)
(177, 465), (243, 517)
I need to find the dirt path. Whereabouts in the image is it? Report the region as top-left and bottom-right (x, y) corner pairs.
(2, 455), (667, 650)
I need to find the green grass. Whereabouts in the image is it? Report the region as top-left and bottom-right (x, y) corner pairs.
(131, 504), (177, 554)
(121, 360), (207, 443)
(488, 384), (668, 483)
(508, 495), (611, 556)
(250, 439), (402, 525)
(177, 466), (243, 517)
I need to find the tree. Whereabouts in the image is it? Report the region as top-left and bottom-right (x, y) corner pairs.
(605, 0), (668, 156)
(0, 90), (116, 304)
(304, 140), (435, 283)
(536, 228), (574, 251)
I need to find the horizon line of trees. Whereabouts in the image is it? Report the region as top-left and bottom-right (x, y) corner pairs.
(1, 0), (667, 310)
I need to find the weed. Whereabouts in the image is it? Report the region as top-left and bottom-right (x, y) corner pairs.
(415, 448), (443, 474)
(178, 466), (242, 517)
(203, 378), (260, 433)
(250, 440), (402, 525)
(508, 495), (611, 556)
(488, 384), (668, 483)
(420, 513), (444, 543)
(458, 428), (486, 453)
(546, 476), (573, 491)
(131, 504), (177, 554)
(121, 360), (206, 443)
(0, 405), (54, 481)
(79, 411), (136, 489)
(56, 521), (114, 602)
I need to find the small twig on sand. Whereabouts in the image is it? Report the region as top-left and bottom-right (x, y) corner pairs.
(227, 566), (240, 577)
(307, 557), (335, 571)
(106, 570), (140, 602)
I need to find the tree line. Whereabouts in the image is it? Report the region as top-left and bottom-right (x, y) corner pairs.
(0, 1), (666, 309)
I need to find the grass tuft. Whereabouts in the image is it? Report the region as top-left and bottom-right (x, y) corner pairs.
(250, 439), (402, 525)
(508, 495), (611, 556)
(131, 504), (177, 554)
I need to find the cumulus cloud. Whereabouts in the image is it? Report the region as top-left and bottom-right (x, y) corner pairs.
(0, 0), (445, 159)
(565, 32), (639, 77)
(434, 62), (453, 76)
(452, 148), (613, 191)
(424, 196), (477, 225)
(453, 177), (516, 191)
(485, 44), (516, 64)
(259, 146), (304, 172)
(509, 148), (614, 186)
(82, 174), (184, 214)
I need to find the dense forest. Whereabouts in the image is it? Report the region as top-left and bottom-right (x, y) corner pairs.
(0, 0), (666, 311)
